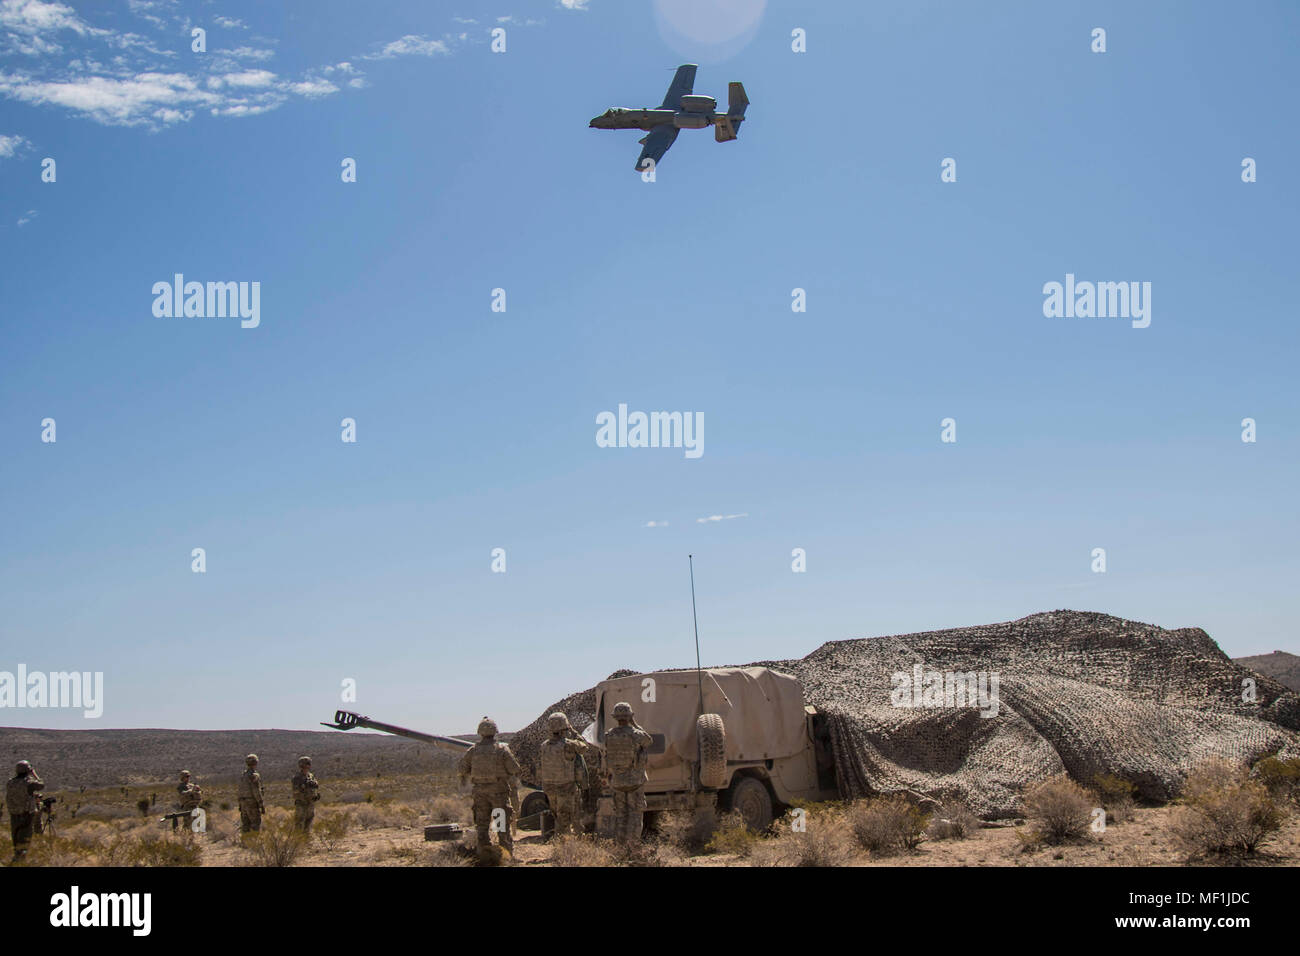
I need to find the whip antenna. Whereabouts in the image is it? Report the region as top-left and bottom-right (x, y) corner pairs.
(690, 554), (703, 717)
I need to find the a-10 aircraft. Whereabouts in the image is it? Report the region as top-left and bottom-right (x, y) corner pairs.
(589, 64), (749, 171)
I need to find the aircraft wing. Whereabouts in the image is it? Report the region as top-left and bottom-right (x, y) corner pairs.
(635, 125), (679, 172)
(659, 64), (697, 109)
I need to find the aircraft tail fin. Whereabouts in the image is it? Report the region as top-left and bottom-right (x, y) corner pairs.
(728, 81), (749, 118)
(715, 82), (749, 142)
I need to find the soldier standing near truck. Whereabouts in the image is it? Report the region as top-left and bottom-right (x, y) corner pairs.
(458, 717), (521, 862)
(5, 760), (44, 863)
(604, 702), (652, 845)
(237, 754), (265, 834)
(291, 757), (320, 832)
(538, 711), (590, 838)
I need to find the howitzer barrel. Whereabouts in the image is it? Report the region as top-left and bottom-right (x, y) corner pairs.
(321, 710), (474, 754)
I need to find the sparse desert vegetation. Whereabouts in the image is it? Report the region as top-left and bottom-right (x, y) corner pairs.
(1173, 758), (1286, 859)
(4, 758), (1298, 868)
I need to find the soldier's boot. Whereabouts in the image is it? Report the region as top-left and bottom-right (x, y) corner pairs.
(475, 825), (493, 863)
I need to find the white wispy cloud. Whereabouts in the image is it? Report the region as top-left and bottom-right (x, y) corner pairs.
(696, 513), (749, 524)
(0, 131), (31, 156)
(644, 520), (669, 528)
(1, 0), (100, 38)
(365, 34), (452, 59)
(206, 69), (274, 89)
(0, 4), (511, 129)
(558, 0), (590, 10)
(0, 0), (106, 56)
(217, 46), (275, 61)
(17, 208), (37, 226)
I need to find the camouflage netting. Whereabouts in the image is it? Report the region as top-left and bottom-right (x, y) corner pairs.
(514, 611), (1300, 819)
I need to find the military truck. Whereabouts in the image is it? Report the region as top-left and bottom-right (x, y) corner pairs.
(590, 666), (838, 831)
(323, 664), (838, 834)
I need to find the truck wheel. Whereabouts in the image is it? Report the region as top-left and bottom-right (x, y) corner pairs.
(519, 790), (549, 831)
(697, 713), (727, 789)
(727, 776), (773, 832)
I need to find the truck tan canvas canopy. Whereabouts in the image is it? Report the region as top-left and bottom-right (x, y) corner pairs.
(598, 667), (808, 767)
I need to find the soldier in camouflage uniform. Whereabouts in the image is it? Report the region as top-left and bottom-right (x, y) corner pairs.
(5, 760), (44, 863)
(538, 711), (590, 838)
(291, 756), (320, 832)
(605, 702), (652, 845)
(457, 717), (521, 861)
(173, 770), (203, 833)
(237, 754), (265, 834)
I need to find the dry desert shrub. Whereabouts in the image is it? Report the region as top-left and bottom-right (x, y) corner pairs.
(703, 810), (760, 857)
(751, 812), (856, 867)
(926, 799), (981, 841)
(1091, 772), (1137, 824)
(25, 835), (97, 867)
(313, 811), (351, 851)
(74, 803), (135, 821)
(242, 815), (309, 867)
(1174, 758), (1285, 859)
(1023, 775), (1094, 845)
(654, 809), (716, 853)
(122, 834), (203, 867)
(351, 802), (418, 829)
(848, 795), (929, 855)
(65, 820), (115, 850)
(427, 795), (469, 824)
(1253, 756), (1300, 805)
(424, 839), (475, 867)
(549, 835), (616, 867)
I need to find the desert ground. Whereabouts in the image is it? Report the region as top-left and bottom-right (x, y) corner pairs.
(7, 769), (1298, 868)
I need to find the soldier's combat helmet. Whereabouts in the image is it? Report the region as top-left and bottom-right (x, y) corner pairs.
(548, 712), (570, 733)
(612, 702), (634, 720)
(245, 754), (259, 765)
(298, 756), (312, 767)
(179, 770), (191, 777)
(477, 717), (498, 738)
(15, 760), (31, 775)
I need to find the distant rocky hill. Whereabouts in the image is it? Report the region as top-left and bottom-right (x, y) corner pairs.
(1234, 650), (1300, 693)
(0, 726), (464, 790)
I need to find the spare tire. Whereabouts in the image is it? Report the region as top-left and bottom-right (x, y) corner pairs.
(697, 713), (727, 789)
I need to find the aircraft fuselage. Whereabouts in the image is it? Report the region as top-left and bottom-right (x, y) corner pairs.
(589, 108), (684, 131)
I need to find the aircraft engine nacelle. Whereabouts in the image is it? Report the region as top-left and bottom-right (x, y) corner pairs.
(679, 94), (717, 113)
(673, 111), (710, 129)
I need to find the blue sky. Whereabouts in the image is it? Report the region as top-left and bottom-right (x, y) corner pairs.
(1, 0), (1296, 733)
